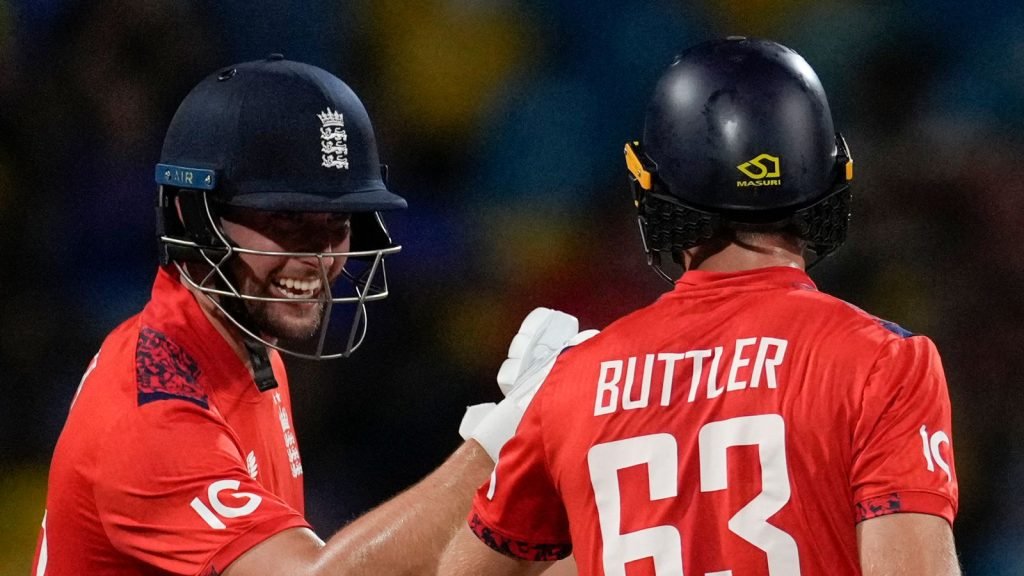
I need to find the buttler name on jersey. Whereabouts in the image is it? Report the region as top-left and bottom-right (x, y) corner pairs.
(594, 337), (787, 416)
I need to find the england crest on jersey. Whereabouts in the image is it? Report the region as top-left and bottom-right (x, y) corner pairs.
(272, 392), (303, 478)
(318, 107), (349, 170)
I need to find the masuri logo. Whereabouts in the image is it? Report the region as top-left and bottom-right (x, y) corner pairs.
(737, 154), (781, 187)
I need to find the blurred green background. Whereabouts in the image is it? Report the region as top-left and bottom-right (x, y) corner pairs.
(1, 0), (1022, 573)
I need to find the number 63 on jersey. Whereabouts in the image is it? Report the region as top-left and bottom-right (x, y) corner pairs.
(588, 414), (798, 576)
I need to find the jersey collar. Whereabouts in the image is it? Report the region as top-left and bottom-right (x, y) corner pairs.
(676, 266), (817, 292)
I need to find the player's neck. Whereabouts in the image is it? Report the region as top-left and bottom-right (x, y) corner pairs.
(182, 280), (256, 373)
(685, 239), (805, 273)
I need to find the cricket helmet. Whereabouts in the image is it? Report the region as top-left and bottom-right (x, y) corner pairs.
(624, 37), (853, 282)
(155, 55), (405, 361)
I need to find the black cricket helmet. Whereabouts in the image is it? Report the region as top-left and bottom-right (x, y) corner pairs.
(624, 37), (853, 282)
(155, 55), (406, 360)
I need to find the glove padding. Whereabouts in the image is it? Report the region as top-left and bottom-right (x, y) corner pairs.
(461, 307), (599, 460)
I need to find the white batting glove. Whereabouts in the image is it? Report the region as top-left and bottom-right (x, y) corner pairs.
(461, 308), (599, 460)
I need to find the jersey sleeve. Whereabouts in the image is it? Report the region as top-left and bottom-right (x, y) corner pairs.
(94, 399), (310, 575)
(469, 390), (573, 562)
(850, 335), (958, 524)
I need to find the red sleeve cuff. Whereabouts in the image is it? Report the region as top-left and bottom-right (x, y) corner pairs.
(855, 491), (956, 525)
(468, 511), (571, 562)
(203, 513), (311, 575)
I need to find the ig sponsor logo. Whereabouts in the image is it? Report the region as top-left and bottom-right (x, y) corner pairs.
(920, 425), (952, 482)
(191, 479), (263, 530)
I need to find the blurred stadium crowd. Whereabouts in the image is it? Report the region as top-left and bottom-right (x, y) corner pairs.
(1, 0), (1023, 573)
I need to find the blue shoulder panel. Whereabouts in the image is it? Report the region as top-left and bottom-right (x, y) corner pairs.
(878, 319), (914, 339)
(136, 327), (209, 409)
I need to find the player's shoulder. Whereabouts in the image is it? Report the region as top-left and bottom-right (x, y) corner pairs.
(794, 288), (917, 340)
(53, 315), (214, 463)
(781, 288), (945, 373)
(134, 324), (211, 410)
(85, 316), (212, 411)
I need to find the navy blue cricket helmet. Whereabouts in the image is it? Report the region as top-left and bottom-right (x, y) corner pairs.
(155, 55), (406, 360)
(624, 37), (853, 281)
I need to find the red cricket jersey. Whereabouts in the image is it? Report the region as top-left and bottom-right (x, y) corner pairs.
(470, 267), (958, 575)
(32, 267), (310, 575)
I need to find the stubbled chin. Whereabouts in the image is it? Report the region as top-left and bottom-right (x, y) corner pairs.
(266, 303), (323, 341)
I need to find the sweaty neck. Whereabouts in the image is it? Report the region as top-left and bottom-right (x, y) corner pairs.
(684, 237), (806, 273)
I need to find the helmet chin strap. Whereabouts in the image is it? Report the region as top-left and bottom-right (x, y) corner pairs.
(243, 338), (279, 392)
(650, 254), (679, 285)
(805, 243), (839, 272)
(647, 249), (683, 285)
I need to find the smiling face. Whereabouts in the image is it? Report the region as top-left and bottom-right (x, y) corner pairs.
(217, 207), (352, 341)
